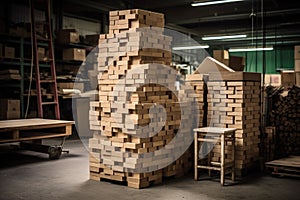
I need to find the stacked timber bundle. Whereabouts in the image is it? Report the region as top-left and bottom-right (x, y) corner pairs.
(185, 73), (208, 128)
(191, 58), (261, 176)
(262, 126), (276, 162)
(89, 9), (197, 188)
(207, 72), (261, 176)
(269, 85), (300, 157)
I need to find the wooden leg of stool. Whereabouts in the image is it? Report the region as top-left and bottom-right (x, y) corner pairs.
(208, 143), (211, 177)
(221, 134), (225, 186)
(194, 132), (198, 181)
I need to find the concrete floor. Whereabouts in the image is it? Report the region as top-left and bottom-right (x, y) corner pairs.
(0, 138), (299, 200)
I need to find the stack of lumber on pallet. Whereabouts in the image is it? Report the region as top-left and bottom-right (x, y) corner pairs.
(269, 85), (300, 157)
(266, 156), (300, 178)
(262, 126), (276, 162)
(207, 72), (261, 176)
(185, 73), (208, 128)
(188, 69), (261, 176)
(89, 9), (195, 189)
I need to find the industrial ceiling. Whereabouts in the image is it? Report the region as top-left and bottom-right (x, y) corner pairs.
(62, 0), (300, 49)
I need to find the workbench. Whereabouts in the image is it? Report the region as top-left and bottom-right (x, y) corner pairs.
(0, 118), (74, 159)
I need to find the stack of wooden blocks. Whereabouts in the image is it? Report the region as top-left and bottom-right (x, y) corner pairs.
(206, 72), (261, 175)
(89, 9), (195, 188)
(109, 9), (164, 34)
(185, 73), (208, 128)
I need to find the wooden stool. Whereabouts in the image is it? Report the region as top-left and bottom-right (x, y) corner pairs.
(194, 127), (236, 185)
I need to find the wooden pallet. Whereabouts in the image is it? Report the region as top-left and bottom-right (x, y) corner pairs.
(266, 156), (300, 178)
(0, 118), (74, 143)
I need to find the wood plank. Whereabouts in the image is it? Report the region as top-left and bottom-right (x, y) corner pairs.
(208, 72), (261, 82)
(0, 118), (74, 130)
(266, 156), (300, 168)
(194, 127), (236, 134)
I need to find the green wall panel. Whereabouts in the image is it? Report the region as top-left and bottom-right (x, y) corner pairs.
(230, 46), (294, 74)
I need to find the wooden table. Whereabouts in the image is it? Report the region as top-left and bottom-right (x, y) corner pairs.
(0, 118), (74, 143)
(0, 118), (74, 159)
(194, 127), (236, 185)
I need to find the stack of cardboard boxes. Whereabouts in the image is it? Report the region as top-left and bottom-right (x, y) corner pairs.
(58, 29), (86, 61)
(213, 50), (245, 71)
(0, 99), (20, 120)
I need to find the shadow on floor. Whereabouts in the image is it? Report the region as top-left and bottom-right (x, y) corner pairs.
(0, 143), (83, 169)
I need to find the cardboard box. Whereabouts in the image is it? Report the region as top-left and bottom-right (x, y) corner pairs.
(84, 34), (100, 46)
(213, 50), (229, 60)
(38, 47), (45, 61)
(229, 56), (245, 71)
(295, 46), (300, 60)
(264, 74), (281, 86)
(0, 99), (20, 120)
(57, 29), (80, 44)
(295, 59), (300, 72)
(63, 48), (86, 61)
(281, 70), (295, 87)
(0, 111), (20, 120)
(4, 46), (15, 58)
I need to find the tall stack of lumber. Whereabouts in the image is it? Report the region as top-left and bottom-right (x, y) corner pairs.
(269, 85), (300, 157)
(89, 9), (195, 189)
(262, 126), (276, 162)
(185, 73), (208, 128)
(207, 72), (261, 176)
(189, 66), (261, 176)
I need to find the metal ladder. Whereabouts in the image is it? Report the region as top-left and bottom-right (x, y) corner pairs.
(30, 0), (60, 119)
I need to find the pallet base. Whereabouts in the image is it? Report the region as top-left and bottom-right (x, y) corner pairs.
(266, 156), (300, 178)
(90, 172), (165, 189)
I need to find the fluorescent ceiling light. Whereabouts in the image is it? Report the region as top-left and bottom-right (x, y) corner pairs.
(202, 34), (247, 40)
(172, 45), (209, 50)
(192, 0), (244, 7)
(228, 46), (274, 52)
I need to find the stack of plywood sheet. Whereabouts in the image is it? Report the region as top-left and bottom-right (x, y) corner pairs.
(89, 9), (196, 188)
(206, 72), (261, 176)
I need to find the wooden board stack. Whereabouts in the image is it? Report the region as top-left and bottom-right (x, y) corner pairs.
(89, 9), (195, 188)
(109, 9), (164, 34)
(206, 72), (261, 175)
(262, 126), (276, 162)
(269, 85), (300, 158)
(185, 73), (208, 128)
